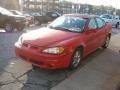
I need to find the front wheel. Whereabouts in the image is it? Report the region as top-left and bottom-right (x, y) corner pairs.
(69, 48), (82, 70)
(4, 23), (14, 32)
(102, 36), (110, 48)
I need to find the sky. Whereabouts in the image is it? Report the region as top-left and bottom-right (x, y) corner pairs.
(66, 0), (120, 9)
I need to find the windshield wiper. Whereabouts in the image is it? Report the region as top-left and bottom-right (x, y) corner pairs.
(55, 27), (82, 33)
(48, 26), (69, 31)
(48, 26), (81, 33)
(54, 27), (70, 31)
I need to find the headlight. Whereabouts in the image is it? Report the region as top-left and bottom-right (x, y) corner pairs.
(43, 47), (64, 54)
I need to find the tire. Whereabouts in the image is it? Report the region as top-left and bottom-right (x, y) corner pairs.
(69, 48), (83, 70)
(4, 23), (14, 32)
(102, 36), (110, 48)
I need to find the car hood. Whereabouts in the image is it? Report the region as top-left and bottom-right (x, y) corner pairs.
(22, 27), (79, 46)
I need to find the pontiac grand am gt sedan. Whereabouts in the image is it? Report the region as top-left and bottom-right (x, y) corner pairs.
(15, 14), (112, 69)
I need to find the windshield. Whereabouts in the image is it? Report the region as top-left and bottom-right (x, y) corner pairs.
(0, 7), (13, 16)
(48, 16), (87, 33)
(11, 11), (23, 16)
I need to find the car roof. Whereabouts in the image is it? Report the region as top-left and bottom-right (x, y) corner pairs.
(64, 14), (99, 19)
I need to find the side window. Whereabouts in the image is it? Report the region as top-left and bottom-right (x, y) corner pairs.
(88, 18), (97, 30)
(96, 18), (105, 28)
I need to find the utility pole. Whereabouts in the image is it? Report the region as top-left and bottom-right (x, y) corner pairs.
(41, 0), (43, 12)
(20, 0), (23, 11)
(52, 0), (55, 11)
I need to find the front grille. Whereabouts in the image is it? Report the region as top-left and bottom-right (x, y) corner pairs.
(22, 43), (39, 50)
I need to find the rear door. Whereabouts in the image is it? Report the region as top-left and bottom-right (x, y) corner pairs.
(95, 17), (107, 47)
(85, 18), (98, 54)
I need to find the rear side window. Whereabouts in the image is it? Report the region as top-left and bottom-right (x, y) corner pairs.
(96, 18), (105, 28)
(88, 18), (97, 29)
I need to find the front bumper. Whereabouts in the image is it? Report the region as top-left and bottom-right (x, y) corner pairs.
(15, 42), (71, 69)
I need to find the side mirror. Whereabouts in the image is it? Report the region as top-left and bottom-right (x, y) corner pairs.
(105, 22), (109, 25)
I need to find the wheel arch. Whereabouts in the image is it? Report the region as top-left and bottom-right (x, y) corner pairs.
(69, 44), (84, 69)
(75, 44), (85, 57)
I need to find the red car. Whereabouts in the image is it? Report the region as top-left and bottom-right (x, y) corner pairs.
(15, 14), (112, 69)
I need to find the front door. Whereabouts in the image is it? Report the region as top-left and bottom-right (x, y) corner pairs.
(95, 17), (107, 47)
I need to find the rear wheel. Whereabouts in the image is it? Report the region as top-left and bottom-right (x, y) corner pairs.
(69, 48), (82, 69)
(102, 36), (110, 48)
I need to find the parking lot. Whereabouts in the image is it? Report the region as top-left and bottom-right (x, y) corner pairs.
(0, 26), (120, 90)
